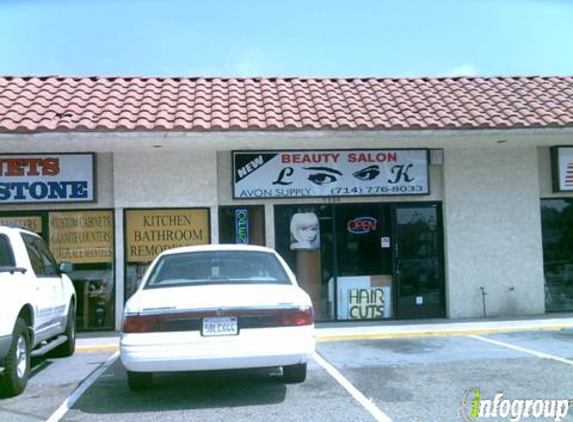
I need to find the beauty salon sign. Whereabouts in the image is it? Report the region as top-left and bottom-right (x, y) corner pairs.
(233, 149), (429, 198)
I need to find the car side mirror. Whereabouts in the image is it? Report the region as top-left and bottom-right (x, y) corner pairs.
(59, 262), (74, 274)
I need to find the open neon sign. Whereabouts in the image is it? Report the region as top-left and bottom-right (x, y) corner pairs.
(347, 217), (378, 235)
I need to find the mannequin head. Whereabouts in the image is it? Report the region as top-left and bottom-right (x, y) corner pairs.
(290, 212), (320, 250)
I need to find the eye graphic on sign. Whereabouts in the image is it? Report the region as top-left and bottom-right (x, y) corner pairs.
(347, 217), (378, 234)
(304, 167), (343, 185)
(352, 165), (381, 181)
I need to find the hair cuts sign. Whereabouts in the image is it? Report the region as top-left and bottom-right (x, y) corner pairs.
(0, 153), (95, 204)
(233, 149), (429, 198)
(552, 146), (573, 192)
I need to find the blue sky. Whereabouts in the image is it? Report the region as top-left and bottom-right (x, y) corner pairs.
(0, 0), (571, 78)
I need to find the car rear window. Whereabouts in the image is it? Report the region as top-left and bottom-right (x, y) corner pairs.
(144, 250), (291, 289)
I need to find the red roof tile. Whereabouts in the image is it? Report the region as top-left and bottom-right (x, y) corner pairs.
(0, 76), (572, 133)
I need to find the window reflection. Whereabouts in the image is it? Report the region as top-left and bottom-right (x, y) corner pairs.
(541, 199), (573, 311)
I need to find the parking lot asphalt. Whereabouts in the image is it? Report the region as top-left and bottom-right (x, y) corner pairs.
(1, 316), (573, 422)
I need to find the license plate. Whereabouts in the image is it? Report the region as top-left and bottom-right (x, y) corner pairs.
(202, 316), (238, 336)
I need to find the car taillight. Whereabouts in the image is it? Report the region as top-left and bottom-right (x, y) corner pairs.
(280, 307), (314, 326)
(122, 315), (159, 333)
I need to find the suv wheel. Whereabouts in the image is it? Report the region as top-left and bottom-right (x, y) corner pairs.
(0, 318), (30, 396)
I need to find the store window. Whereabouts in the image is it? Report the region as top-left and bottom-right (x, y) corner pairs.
(275, 202), (444, 321)
(276, 204), (393, 322)
(541, 198), (573, 312)
(124, 208), (210, 300)
(275, 205), (336, 321)
(0, 210), (115, 331)
(218, 205), (265, 245)
(48, 210), (115, 331)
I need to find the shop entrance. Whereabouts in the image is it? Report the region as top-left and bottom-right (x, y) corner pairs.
(393, 204), (445, 319)
(274, 202), (445, 321)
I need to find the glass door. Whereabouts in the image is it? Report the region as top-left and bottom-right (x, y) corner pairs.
(393, 204), (445, 319)
(334, 204), (393, 320)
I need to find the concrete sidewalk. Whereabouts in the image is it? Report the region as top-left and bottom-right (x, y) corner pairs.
(76, 314), (573, 353)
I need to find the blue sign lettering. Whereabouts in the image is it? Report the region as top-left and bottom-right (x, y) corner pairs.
(0, 181), (89, 202)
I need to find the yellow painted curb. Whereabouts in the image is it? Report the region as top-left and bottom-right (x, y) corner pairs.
(315, 325), (571, 342)
(76, 344), (119, 353)
(73, 325), (572, 352)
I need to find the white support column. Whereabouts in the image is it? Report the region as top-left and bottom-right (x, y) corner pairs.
(114, 207), (124, 331)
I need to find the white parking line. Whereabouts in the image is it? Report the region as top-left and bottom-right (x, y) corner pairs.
(468, 334), (573, 366)
(45, 351), (119, 422)
(313, 352), (393, 422)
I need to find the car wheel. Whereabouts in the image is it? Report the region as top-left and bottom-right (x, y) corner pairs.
(127, 370), (153, 391)
(282, 363), (307, 383)
(52, 302), (76, 357)
(0, 318), (31, 396)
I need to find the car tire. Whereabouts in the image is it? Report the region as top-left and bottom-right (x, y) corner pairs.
(282, 363), (307, 383)
(127, 370), (153, 391)
(52, 302), (76, 358)
(0, 318), (31, 397)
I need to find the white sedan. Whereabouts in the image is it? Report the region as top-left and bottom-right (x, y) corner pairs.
(120, 244), (315, 390)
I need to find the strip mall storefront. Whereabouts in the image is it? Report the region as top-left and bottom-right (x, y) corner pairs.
(1, 143), (572, 331)
(232, 149), (444, 321)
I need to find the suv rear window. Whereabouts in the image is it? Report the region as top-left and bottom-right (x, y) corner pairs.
(0, 235), (15, 267)
(22, 233), (59, 277)
(145, 250), (291, 289)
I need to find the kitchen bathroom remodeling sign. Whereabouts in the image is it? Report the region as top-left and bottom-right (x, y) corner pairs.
(126, 208), (210, 263)
(233, 149), (429, 198)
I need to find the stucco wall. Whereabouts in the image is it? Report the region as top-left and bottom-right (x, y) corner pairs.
(444, 148), (545, 318)
(113, 151), (217, 208)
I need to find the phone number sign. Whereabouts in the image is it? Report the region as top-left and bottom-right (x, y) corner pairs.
(233, 149), (429, 198)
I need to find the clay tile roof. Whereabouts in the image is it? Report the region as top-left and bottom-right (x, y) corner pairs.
(0, 75), (572, 133)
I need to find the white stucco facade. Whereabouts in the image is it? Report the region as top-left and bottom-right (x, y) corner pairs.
(2, 129), (573, 328)
(443, 148), (545, 318)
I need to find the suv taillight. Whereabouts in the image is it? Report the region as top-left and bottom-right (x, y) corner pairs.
(280, 307), (314, 326)
(122, 315), (158, 333)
